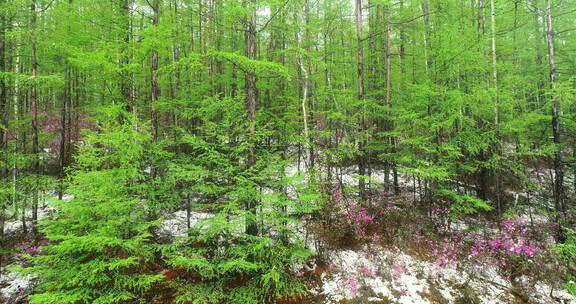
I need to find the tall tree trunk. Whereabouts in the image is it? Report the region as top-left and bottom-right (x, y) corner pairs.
(355, 0), (367, 199)
(120, 0), (133, 114)
(422, 0), (432, 74)
(384, 8), (394, 193)
(490, 0), (498, 125)
(490, 0), (502, 221)
(545, 0), (565, 241)
(30, 0), (39, 237)
(0, 0), (6, 242)
(245, 0), (258, 236)
(151, 0), (159, 142)
(532, 0), (545, 108)
(59, 0), (74, 200)
(304, 0), (315, 171)
(296, 28), (311, 174)
(12, 45), (20, 232)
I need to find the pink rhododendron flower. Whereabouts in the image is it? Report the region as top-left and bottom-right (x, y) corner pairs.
(360, 265), (375, 278)
(345, 278), (359, 294)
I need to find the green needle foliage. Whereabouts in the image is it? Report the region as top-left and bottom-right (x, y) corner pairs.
(26, 108), (163, 304)
(0, 0), (575, 301)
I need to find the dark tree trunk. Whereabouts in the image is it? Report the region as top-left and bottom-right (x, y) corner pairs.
(151, 0), (160, 144)
(120, 0), (133, 114)
(0, 0), (6, 243)
(245, 0), (258, 236)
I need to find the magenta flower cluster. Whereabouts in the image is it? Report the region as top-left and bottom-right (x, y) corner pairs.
(346, 202), (375, 240)
(331, 186), (378, 242)
(359, 264), (375, 278)
(431, 240), (459, 267)
(392, 261), (407, 279)
(469, 218), (542, 263)
(20, 240), (49, 257)
(345, 278), (359, 294)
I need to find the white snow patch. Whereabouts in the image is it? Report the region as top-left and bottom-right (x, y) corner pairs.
(534, 282), (576, 304)
(3, 204), (57, 235)
(159, 210), (213, 237)
(317, 246), (576, 304)
(0, 267), (36, 302)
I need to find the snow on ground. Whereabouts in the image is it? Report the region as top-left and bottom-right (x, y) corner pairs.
(533, 282), (576, 304)
(3, 205), (57, 235)
(316, 246), (576, 304)
(0, 267), (37, 303)
(285, 164), (412, 189)
(0, 195), (62, 303)
(158, 210), (214, 237)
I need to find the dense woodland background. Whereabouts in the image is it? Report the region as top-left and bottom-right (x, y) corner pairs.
(0, 0), (576, 303)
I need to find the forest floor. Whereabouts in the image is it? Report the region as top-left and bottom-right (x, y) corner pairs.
(1, 169), (575, 303)
(308, 233), (575, 304)
(1, 204), (575, 304)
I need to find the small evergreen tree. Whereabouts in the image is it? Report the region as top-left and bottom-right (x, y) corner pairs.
(25, 107), (163, 304)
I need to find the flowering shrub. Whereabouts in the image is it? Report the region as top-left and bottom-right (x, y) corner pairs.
(470, 219), (540, 259)
(469, 218), (544, 276)
(346, 201), (375, 240)
(327, 186), (380, 244)
(19, 240), (49, 257)
(432, 240), (460, 267)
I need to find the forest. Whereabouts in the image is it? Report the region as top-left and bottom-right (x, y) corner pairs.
(0, 0), (576, 303)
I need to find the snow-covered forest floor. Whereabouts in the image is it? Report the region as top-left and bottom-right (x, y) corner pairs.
(2, 209), (574, 303)
(1, 167), (575, 304)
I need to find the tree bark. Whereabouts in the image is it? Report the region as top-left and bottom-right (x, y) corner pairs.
(151, 0), (160, 144)
(30, 0), (39, 237)
(12, 45), (20, 234)
(490, 0), (502, 221)
(384, 8), (393, 193)
(120, 0), (133, 114)
(0, 0), (6, 242)
(296, 29), (311, 174)
(545, 0), (565, 241)
(245, 0), (258, 236)
(355, 0), (367, 199)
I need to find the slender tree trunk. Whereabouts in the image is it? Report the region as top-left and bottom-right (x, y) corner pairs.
(59, 67), (68, 200)
(231, 24), (238, 98)
(186, 194), (191, 236)
(245, 0), (258, 236)
(30, 0), (39, 237)
(0, 0), (6, 242)
(198, 0), (205, 82)
(531, 0), (545, 108)
(296, 29), (311, 174)
(393, 1), (405, 195)
(304, 0), (315, 171)
(12, 45), (19, 228)
(59, 0), (74, 200)
(490, 0), (498, 126)
(545, 0), (565, 241)
(120, 0), (133, 113)
(384, 8), (393, 193)
(151, 0), (159, 139)
(490, 0), (502, 221)
(355, 0), (367, 199)
(422, 0), (432, 74)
